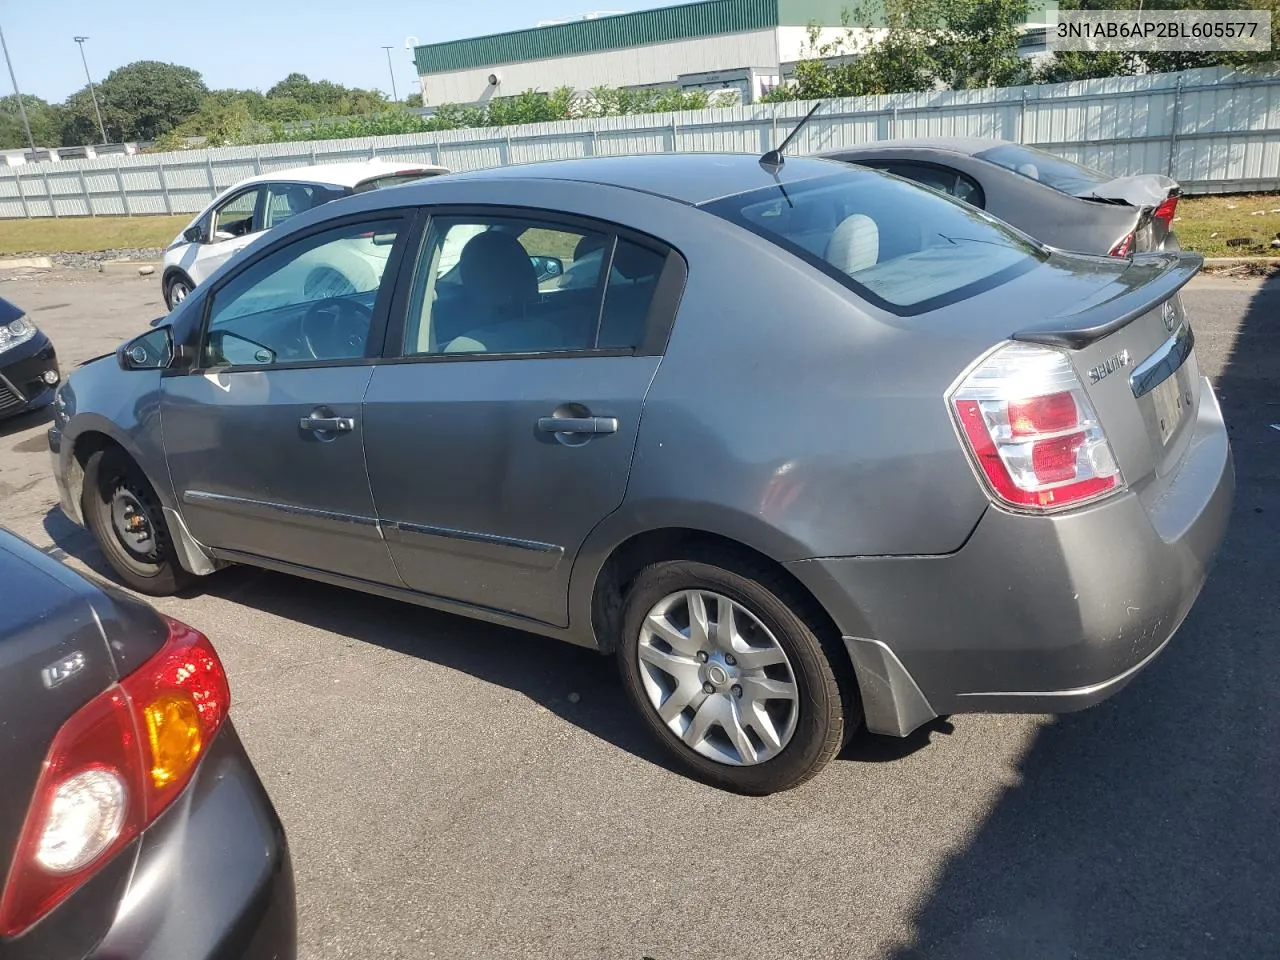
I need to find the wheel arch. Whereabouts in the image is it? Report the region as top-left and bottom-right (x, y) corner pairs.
(64, 421), (219, 577)
(61, 422), (146, 525)
(578, 522), (854, 661)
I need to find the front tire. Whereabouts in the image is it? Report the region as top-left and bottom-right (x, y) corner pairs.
(163, 273), (193, 311)
(617, 555), (857, 794)
(82, 447), (194, 596)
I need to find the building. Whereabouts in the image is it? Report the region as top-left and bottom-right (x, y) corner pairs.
(413, 0), (1052, 107)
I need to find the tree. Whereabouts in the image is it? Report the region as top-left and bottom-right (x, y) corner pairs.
(61, 61), (207, 144)
(1035, 0), (1280, 83)
(763, 0), (1031, 101)
(0, 94), (64, 149)
(931, 0), (1033, 88)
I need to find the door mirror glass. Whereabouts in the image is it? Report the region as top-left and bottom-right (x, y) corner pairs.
(528, 255), (564, 282)
(183, 224), (205, 244)
(207, 329), (277, 367)
(118, 326), (173, 371)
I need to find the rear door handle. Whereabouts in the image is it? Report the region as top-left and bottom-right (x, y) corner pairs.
(300, 415), (355, 433)
(537, 416), (618, 435)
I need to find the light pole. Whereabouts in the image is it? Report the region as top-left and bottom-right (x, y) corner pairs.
(73, 36), (108, 144)
(0, 21), (37, 153)
(381, 45), (399, 102)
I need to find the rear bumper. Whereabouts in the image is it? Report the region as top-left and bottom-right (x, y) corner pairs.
(788, 379), (1235, 736)
(88, 721), (296, 960)
(0, 333), (59, 420)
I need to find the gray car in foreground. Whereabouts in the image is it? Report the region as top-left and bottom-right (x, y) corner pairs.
(48, 154), (1232, 794)
(0, 529), (295, 956)
(822, 138), (1182, 257)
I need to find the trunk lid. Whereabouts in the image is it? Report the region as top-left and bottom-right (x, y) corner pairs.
(1080, 175), (1182, 253)
(1014, 251), (1203, 491)
(0, 531), (168, 951)
(0, 534), (118, 911)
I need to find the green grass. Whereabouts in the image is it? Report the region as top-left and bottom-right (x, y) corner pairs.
(1175, 194), (1280, 258)
(0, 215), (189, 256)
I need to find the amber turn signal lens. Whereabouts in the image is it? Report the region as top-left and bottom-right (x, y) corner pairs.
(142, 693), (203, 787)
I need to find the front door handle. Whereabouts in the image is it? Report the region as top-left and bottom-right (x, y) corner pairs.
(300, 415), (355, 433)
(537, 416), (618, 435)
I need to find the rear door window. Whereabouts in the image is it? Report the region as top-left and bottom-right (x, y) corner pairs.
(263, 182), (345, 230)
(703, 170), (1044, 315)
(976, 143), (1109, 196)
(402, 214), (672, 356)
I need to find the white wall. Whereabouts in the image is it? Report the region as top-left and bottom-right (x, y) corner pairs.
(421, 29), (778, 104)
(776, 25), (888, 63)
(1, 66), (1273, 218)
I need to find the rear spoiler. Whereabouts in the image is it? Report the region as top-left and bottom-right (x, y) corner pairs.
(1012, 251), (1202, 350)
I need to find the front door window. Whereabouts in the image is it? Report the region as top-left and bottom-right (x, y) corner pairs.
(212, 189), (262, 241)
(203, 219), (402, 367)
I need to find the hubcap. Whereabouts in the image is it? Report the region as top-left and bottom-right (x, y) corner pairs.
(171, 282), (187, 305)
(637, 589), (799, 766)
(110, 486), (158, 561)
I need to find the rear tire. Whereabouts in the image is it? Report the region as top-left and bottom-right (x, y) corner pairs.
(617, 553), (857, 795)
(82, 447), (194, 596)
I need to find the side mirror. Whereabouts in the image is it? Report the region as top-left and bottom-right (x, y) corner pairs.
(183, 224), (205, 244)
(529, 255), (564, 282)
(118, 326), (174, 371)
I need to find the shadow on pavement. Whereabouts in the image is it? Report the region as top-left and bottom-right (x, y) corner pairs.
(0, 404), (52, 438)
(890, 277), (1280, 959)
(43, 510), (681, 777)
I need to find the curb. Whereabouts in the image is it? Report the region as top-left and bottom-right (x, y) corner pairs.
(0, 256), (52, 269)
(1202, 257), (1280, 266)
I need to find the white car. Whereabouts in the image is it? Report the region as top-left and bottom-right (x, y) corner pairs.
(161, 160), (448, 310)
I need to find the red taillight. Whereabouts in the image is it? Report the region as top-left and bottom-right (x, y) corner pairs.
(951, 344), (1124, 511)
(1008, 392), (1078, 437)
(0, 618), (228, 936)
(1109, 231), (1136, 258)
(1153, 195), (1179, 228)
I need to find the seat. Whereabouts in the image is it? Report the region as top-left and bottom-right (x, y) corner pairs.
(444, 232), (562, 354)
(597, 242), (665, 350)
(825, 214), (880, 276)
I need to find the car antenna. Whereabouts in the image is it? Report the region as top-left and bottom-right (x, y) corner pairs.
(760, 101), (824, 174)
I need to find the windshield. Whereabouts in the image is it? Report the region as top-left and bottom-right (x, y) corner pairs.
(704, 171), (1044, 315)
(976, 143), (1110, 196)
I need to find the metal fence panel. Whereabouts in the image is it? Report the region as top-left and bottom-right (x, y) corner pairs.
(1, 65), (1277, 219)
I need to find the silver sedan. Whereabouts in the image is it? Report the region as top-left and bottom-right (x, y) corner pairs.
(48, 153), (1232, 793)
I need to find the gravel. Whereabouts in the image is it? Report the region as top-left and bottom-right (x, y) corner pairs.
(51, 248), (164, 268)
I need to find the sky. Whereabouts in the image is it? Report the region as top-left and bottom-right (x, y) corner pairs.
(1, 0), (674, 103)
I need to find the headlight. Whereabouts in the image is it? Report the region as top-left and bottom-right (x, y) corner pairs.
(0, 316), (37, 354)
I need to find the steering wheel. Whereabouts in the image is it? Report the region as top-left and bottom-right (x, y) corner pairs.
(301, 297), (373, 360)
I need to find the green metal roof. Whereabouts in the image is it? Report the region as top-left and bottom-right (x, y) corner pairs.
(414, 0), (781, 75)
(412, 0), (1058, 74)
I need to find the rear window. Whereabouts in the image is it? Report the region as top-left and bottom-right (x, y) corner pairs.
(976, 143), (1109, 196)
(354, 171), (442, 194)
(704, 170), (1044, 315)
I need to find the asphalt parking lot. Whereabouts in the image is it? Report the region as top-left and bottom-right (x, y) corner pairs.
(1, 264), (1277, 960)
